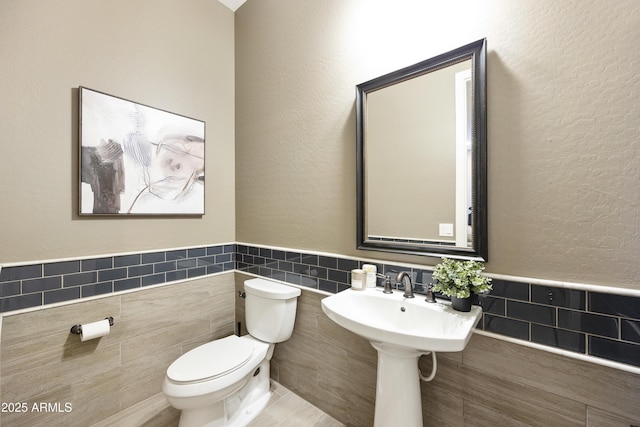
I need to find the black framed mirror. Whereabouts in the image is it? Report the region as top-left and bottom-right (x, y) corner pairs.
(356, 39), (487, 260)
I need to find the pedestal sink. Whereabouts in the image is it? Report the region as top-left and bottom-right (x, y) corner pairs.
(321, 287), (482, 427)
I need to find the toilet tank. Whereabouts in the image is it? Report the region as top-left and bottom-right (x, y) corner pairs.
(244, 278), (301, 343)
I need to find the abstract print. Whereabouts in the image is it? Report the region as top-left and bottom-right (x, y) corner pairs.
(79, 87), (205, 215)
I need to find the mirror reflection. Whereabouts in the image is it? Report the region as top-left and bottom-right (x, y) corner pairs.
(356, 39), (487, 260)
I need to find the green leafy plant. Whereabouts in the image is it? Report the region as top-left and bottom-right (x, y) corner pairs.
(431, 258), (492, 298)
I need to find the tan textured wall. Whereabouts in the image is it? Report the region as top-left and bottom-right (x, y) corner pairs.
(233, 280), (640, 426)
(0, 0), (235, 263)
(235, 0), (640, 288)
(367, 62), (463, 240)
(0, 273), (235, 426)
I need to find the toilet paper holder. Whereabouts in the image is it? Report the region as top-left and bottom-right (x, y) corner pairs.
(70, 316), (114, 335)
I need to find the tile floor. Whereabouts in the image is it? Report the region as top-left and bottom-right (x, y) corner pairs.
(247, 381), (343, 427)
(93, 381), (343, 427)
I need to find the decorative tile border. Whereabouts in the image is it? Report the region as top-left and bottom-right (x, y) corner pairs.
(368, 235), (455, 247)
(2, 242), (639, 371)
(0, 244), (235, 313)
(235, 243), (640, 370)
(478, 279), (640, 368)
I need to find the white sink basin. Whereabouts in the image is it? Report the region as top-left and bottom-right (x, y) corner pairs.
(321, 287), (482, 352)
(322, 287), (482, 426)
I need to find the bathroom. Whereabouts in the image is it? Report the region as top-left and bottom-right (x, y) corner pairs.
(0, 0), (639, 425)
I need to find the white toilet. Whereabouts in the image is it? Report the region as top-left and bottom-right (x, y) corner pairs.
(162, 278), (301, 427)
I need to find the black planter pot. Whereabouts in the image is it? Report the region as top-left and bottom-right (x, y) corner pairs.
(451, 296), (472, 312)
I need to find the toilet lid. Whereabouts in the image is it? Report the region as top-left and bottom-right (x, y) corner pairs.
(167, 335), (255, 384)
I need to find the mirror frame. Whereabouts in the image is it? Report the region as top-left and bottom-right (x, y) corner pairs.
(356, 39), (487, 261)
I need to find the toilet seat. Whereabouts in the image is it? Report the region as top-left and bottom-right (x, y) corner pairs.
(163, 335), (270, 401)
(167, 335), (255, 384)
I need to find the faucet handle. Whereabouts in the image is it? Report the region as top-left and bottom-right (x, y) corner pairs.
(425, 284), (437, 303)
(379, 275), (393, 294)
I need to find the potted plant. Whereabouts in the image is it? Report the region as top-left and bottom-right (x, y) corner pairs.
(431, 258), (492, 312)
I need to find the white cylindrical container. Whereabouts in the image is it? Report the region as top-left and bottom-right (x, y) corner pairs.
(362, 264), (377, 288)
(351, 269), (365, 290)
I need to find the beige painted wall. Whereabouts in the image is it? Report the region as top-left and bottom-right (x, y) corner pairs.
(367, 60), (471, 241)
(235, 0), (640, 288)
(0, 0), (235, 263)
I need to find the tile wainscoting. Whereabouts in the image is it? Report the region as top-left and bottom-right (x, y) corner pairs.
(1, 242), (639, 372)
(0, 243), (638, 426)
(236, 243), (640, 372)
(234, 272), (640, 426)
(0, 272), (236, 426)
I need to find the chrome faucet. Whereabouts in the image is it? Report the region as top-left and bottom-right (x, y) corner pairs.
(396, 272), (414, 298)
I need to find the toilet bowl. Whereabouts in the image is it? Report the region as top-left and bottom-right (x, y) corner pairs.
(163, 278), (301, 427)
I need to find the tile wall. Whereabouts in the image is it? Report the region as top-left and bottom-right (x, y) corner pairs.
(0, 272), (235, 426)
(1, 242), (638, 371)
(0, 244), (235, 312)
(235, 244), (640, 370)
(234, 271), (640, 426)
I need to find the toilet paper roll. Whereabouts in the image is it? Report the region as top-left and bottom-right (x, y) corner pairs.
(80, 319), (111, 342)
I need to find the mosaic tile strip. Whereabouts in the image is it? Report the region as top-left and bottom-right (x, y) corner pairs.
(0, 244), (235, 313)
(368, 236), (455, 247)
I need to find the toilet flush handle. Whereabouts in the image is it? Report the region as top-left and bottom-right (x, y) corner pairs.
(238, 290), (246, 299)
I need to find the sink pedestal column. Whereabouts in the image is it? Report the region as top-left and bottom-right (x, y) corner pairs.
(371, 342), (424, 427)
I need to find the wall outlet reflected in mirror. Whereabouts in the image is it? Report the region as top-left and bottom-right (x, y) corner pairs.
(439, 223), (454, 237)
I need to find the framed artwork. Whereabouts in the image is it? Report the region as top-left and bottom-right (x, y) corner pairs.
(79, 86), (205, 215)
